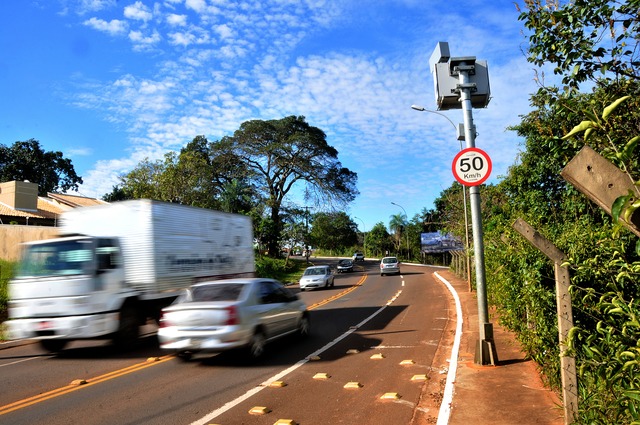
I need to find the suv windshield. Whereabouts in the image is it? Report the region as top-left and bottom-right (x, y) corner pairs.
(16, 239), (95, 278)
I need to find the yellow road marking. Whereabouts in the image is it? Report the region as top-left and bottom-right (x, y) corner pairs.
(307, 273), (367, 310)
(1, 274), (368, 416)
(0, 355), (174, 416)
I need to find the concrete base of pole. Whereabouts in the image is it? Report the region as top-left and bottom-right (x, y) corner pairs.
(474, 322), (499, 365)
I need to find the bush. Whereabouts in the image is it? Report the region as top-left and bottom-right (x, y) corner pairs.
(255, 255), (308, 284)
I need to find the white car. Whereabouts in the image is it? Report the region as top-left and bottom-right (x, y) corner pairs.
(158, 278), (309, 361)
(299, 265), (335, 291)
(380, 256), (401, 276)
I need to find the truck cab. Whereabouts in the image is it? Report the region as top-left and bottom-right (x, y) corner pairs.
(7, 235), (133, 352)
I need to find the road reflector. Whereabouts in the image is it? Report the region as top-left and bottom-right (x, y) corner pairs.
(400, 359), (415, 365)
(313, 373), (330, 380)
(70, 379), (87, 386)
(146, 357), (161, 362)
(344, 382), (363, 389)
(411, 374), (428, 381)
(273, 420), (297, 425)
(370, 353), (385, 359)
(308, 355), (321, 361)
(346, 349), (360, 354)
(249, 406), (271, 415)
(381, 392), (401, 400)
(269, 381), (287, 387)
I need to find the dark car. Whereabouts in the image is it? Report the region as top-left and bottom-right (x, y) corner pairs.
(336, 259), (354, 273)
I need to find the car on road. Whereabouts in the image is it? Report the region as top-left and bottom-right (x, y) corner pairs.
(158, 278), (309, 361)
(336, 259), (354, 273)
(352, 252), (365, 262)
(380, 256), (401, 276)
(299, 265), (335, 290)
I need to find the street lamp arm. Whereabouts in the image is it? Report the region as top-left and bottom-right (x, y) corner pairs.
(411, 105), (457, 132)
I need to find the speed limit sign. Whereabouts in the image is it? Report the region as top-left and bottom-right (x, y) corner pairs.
(452, 147), (492, 186)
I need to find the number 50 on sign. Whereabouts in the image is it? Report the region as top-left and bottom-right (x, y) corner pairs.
(452, 147), (492, 186)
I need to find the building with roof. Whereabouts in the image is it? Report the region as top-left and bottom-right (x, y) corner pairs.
(0, 180), (107, 261)
(0, 180), (107, 226)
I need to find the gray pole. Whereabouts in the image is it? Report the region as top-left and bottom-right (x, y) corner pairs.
(456, 62), (497, 365)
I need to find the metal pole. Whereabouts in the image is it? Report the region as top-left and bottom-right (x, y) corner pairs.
(456, 62), (496, 365)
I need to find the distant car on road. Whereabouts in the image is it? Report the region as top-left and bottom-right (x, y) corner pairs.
(336, 259), (354, 273)
(299, 265), (335, 290)
(352, 252), (365, 262)
(380, 256), (401, 276)
(158, 278), (309, 361)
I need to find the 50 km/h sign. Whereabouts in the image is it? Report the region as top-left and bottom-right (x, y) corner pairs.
(452, 147), (492, 186)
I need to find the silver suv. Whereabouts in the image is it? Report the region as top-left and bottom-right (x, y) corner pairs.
(352, 252), (365, 262)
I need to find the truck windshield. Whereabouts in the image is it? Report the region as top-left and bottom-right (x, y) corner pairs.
(15, 240), (94, 278)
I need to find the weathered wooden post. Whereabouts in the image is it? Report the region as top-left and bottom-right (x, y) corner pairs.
(512, 218), (578, 425)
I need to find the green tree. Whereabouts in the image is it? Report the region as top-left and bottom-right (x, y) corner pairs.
(211, 116), (358, 257)
(309, 212), (358, 253)
(366, 222), (391, 257)
(517, 0), (640, 90)
(0, 139), (82, 195)
(388, 213), (405, 255)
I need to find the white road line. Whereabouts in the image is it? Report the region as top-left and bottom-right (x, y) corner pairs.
(433, 272), (463, 425)
(189, 288), (404, 425)
(0, 357), (38, 367)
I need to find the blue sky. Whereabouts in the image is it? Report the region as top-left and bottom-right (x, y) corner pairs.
(0, 0), (541, 232)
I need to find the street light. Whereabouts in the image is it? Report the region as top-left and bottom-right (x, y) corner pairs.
(354, 216), (366, 257)
(411, 104), (472, 291)
(390, 201), (410, 259)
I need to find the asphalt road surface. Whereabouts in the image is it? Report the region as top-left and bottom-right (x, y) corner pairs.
(0, 261), (451, 425)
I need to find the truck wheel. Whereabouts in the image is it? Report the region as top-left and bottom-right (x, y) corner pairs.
(39, 339), (68, 353)
(113, 306), (139, 349)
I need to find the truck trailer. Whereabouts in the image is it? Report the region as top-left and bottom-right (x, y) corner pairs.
(7, 199), (255, 352)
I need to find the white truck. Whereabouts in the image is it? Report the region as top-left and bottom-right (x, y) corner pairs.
(7, 199), (255, 352)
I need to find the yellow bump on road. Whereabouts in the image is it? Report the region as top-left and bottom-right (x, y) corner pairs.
(249, 406), (271, 415)
(343, 382), (363, 389)
(313, 373), (330, 380)
(146, 357), (161, 362)
(400, 359), (415, 365)
(269, 381), (287, 388)
(346, 348), (360, 354)
(70, 379), (87, 386)
(308, 355), (321, 361)
(411, 374), (428, 381)
(273, 420), (297, 425)
(380, 392), (401, 400)
(370, 353), (385, 359)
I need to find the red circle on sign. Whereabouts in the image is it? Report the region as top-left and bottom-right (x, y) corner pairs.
(452, 147), (492, 186)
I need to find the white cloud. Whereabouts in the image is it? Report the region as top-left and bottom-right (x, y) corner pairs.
(128, 30), (162, 49)
(167, 13), (187, 27)
(185, 0), (207, 14)
(124, 1), (153, 22)
(83, 17), (127, 35)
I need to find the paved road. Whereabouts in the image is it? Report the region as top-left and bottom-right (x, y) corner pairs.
(0, 261), (450, 425)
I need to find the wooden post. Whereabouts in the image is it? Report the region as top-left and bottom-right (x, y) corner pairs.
(561, 145), (640, 237)
(512, 218), (578, 425)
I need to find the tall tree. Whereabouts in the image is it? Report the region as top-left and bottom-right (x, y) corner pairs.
(211, 116), (359, 256)
(309, 212), (358, 252)
(0, 139), (82, 195)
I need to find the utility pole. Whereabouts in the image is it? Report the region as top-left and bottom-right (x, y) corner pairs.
(430, 41), (497, 365)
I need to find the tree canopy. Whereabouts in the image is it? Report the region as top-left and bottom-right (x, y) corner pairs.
(0, 139), (82, 195)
